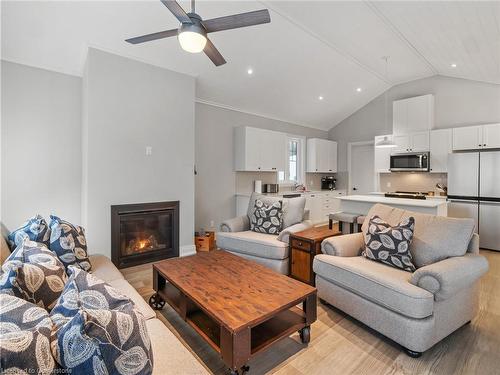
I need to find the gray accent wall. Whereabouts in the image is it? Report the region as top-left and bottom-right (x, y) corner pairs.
(329, 75), (500, 172)
(83, 48), (195, 257)
(195, 103), (328, 231)
(1, 61), (82, 230)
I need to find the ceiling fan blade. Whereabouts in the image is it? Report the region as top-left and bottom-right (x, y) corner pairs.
(160, 0), (192, 24)
(202, 9), (270, 33)
(125, 29), (178, 44)
(204, 38), (226, 66)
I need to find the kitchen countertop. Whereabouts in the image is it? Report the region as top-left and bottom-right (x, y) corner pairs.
(339, 194), (448, 208)
(369, 192), (448, 200)
(236, 190), (346, 197)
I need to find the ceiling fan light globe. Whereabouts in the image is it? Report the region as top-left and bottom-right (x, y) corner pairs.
(178, 23), (207, 53)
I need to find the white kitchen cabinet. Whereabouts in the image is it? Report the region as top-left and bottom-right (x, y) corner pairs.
(452, 125), (482, 151)
(411, 131), (430, 152)
(393, 94), (434, 135)
(392, 132), (429, 154)
(234, 126), (286, 172)
(304, 193), (323, 224)
(306, 138), (337, 173)
(482, 123), (500, 149)
(374, 135), (392, 173)
(392, 135), (410, 153)
(430, 129), (452, 173)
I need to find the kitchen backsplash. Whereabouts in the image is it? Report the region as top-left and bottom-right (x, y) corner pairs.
(379, 173), (447, 194)
(235, 171), (338, 195)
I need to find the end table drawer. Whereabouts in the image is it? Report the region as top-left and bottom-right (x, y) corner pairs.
(291, 248), (311, 282)
(291, 238), (311, 251)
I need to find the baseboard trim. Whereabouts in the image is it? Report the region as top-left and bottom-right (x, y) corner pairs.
(180, 245), (196, 257)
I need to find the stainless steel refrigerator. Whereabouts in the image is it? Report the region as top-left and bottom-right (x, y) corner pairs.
(448, 151), (500, 251)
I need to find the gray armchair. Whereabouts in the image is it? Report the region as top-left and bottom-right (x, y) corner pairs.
(217, 193), (312, 274)
(314, 203), (489, 357)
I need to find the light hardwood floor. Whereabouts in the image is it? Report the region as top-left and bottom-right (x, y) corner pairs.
(122, 250), (500, 375)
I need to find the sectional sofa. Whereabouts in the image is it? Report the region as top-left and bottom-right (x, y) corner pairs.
(0, 233), (208, 375)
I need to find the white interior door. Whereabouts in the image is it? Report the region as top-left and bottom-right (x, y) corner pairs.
(350, 143), (375, 195)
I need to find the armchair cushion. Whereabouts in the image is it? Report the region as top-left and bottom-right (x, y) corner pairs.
(277, 220), (313, 244)
(313, 254), (434, 319)
(361, 204), (475, 268)
(321, 233), (364, 257)
(410, 253), (489, 301)
(216, 231), (288, 260)
(247, 193), (306, 229)
(220, 215), (250, 233)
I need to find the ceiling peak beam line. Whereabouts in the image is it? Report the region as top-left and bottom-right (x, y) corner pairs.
(259, 0), (391, 85)
(364, 1), (438, 75)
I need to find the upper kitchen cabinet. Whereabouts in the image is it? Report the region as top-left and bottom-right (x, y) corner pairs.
(393, 94), (434, 135)
(374, 135), (392, 173)
(452, 124), (500, 151)
(430, 129), (452, 173)
(234, 126), (286, 172)
(306, 138), (337, 173)
(482, 123), (500, 149)
(392, 131), (430, 153)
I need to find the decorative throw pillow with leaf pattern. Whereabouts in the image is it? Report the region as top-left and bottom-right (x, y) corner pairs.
(0, 294), (57, 375)
(250, 199), (283, 235)
(7, 214), (51, 249)
(49, 215), (92, 273)
(0, 240), (68, 310)
(50, 266), (154, 375)
(362, 215), (416, 272)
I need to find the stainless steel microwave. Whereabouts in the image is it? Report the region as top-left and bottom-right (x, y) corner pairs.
(390, 152), (430, 172)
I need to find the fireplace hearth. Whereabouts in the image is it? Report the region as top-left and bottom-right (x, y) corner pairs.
(111, 201), (179, 268)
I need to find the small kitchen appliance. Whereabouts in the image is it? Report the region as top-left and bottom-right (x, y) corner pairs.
(262, 184), (279, 193)
(321, 176), (336, 190)
(390, 152), (430, 172)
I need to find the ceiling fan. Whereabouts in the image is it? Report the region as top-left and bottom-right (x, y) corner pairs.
(125, 0), (271, 66)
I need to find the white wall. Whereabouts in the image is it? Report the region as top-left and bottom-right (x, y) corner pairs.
(329, 75), (500, 172)
(83, 48), (195, 257)
(195, 103), (328, 231)
(1, 61), (82, 230)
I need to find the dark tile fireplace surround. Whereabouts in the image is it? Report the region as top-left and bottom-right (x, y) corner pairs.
(111, 201), (179, 269)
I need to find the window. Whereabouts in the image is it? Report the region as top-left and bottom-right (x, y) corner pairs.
(279, 136), (304, 184)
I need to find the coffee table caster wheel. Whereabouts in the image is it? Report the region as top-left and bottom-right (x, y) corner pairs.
(149, 293), (165, 310)
(299, 326), (310, 344)
(241, 365), (250, 374)
(229, 370), (239, 375)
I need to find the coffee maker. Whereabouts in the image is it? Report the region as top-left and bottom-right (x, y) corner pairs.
(321, 176), (336, 190)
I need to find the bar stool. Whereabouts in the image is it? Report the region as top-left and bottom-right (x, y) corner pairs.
(357, 215), (366, 232)
(329, 212), (360, 234)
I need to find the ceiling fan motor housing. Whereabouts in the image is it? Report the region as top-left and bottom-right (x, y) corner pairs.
(179, 13), (206, 37)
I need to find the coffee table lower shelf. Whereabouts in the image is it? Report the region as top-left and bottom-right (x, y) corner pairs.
(151, 279), (313, 374)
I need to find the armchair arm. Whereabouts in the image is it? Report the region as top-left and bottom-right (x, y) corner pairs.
(321, 232), (364, 257)
(277, 220), (313, 244)
(219, 216), (250, 233)
(410, 254), (489, 301)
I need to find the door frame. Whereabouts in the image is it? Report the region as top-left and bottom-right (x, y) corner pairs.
(347, 140), (375, 196)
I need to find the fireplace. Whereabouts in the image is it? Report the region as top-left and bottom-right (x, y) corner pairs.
(111, 201), (179, 268)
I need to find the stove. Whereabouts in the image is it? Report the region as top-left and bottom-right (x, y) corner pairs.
(384, 191), (427, 200)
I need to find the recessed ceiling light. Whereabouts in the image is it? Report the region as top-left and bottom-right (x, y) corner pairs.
(451, 63), (457, 68)
(356, 87), (362, 92)
(318, 96), (324, 101)
(247, 68), (253, 75)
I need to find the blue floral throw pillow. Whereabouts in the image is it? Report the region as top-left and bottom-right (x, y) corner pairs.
(49, 215), (91, 272)
(50, 267), (153, 375)
(7, 214), (50, 248)
(0, 241), (68, 310)
(0, 294), (57, 374)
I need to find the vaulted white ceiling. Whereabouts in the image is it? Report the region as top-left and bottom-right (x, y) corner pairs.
(2, 1), (499, 130)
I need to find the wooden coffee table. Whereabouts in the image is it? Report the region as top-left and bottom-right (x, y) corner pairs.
(149, 250), (317, 375)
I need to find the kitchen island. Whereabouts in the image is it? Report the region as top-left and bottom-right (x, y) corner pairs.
(338, 195), (448, 216)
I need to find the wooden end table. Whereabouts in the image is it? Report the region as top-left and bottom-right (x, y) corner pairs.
(149, 250), (317, 375)
(289, 225), (341, 285)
